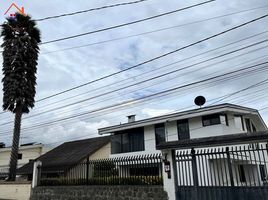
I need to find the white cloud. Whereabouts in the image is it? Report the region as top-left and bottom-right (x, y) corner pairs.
(142, 108), (174, 118)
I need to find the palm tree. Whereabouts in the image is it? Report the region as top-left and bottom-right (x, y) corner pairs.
(1, 13), (41, 181)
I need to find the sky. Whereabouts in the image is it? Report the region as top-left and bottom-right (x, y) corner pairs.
(0, 0), (268, 146)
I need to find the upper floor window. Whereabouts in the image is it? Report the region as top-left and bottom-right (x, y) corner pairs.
(111, 127), (145, 154)
(177, 119), (190, 140)
(234, 115), (245, 131)
(202, 114), (221, 126)
(155, 123), (166, 145)
(245, 118), (257, 133)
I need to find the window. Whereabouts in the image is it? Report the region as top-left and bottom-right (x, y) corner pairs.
(155, 123), (166, 145)
(260, 165), (267, 181)
(238, 165), (246, 183)
(177, 119), (190, 140)
(252, 124), (257, 132)
(234, 115), (245, 131)
(245, 118), (252, 132)
(202, 114), (221, 126)
(111, 127), (145, 154)
(18, 153), (22, 160)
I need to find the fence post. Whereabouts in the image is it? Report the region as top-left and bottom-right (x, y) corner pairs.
(86, 157), (89, 185)
(162, 149), (177, 200)
(32, 161), (42, 188)
(191, 148), (199, 186)
(226, 147), (234, 186)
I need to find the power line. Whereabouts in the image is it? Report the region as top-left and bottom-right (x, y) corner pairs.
(41, 0), (215, 45)
(41, 5), (268, 54)
(210, 79), (268, 105)
(2, 29), (267, 118)
(34, 14), (268, 103)
(2, 66), (267, 140)
(0, 37), (265, 125)
(13, 39), (268, 121)
(1, 61), (267, 135)
(35, 0), (151, 21)
(35, 30), (268, 111)
(25, 51), (268, 120)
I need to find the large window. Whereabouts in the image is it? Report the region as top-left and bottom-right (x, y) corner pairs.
(177, 119), (190, 140)
(155, 123), (166, 145)
(111, 127), (145, 154)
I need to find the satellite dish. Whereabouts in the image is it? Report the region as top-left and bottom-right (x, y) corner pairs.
(194, 96), (206, 107)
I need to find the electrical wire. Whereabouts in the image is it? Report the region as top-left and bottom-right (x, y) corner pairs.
(41, 0), (215, 45)
(40, 5), (268, 54)
(0, 60), (267, 136)
(31, 14), (268, 104)
(35, 0), (152, 21)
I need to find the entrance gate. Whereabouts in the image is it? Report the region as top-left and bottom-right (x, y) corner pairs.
(174, 144), (268, 200)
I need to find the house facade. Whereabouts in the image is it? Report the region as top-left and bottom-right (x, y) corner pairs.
(99, 104), (268, 188)
(98, 104), (267, 157)
(0, 143), (50, 178)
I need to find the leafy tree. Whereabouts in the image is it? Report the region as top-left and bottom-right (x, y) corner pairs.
(1, 13), (41, 181)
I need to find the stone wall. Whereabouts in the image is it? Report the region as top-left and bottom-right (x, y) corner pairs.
(31, 186), (168, 200)
(0, 182), (31, 200)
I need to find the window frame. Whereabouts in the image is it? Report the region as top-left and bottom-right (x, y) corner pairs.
(154, 123), (166, 146)
(177, 119), (190, 140)
(202, 114), (221, 127)
(111, 127), (145, 154)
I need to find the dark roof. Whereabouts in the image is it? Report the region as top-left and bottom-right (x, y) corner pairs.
(156, 131), (268, 150)
(18, 136), (110, 175)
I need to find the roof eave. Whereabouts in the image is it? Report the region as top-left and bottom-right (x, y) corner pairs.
(98, 104), (258, 134)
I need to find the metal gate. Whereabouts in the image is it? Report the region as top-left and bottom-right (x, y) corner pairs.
(175, 143), (268, 200)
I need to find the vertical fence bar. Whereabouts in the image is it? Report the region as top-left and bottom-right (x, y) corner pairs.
(191, 148), (199, 186)
(248, 145), (257, 186)
(252, 146), (261, 186)
(86, 157), (89, 185)
(226, 147), (234, 187)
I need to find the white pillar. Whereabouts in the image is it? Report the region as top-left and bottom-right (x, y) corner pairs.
(32, 161), (42, 188)
(162, 150), (176, 200)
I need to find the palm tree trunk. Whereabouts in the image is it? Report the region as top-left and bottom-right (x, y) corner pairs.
(8, 107), (23, 181)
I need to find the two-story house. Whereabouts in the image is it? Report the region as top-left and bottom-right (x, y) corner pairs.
(98, 103), (268, 186)
(98, 103), (267, 156)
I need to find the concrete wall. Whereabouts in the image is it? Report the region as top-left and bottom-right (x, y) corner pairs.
(0, 145), (49, 173)
(30, 186), (168, 200)
(89, 143), (111, 160)
(0, 182), (31, 200)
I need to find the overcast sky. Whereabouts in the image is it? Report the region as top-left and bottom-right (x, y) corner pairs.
(0, 0), (268, 146)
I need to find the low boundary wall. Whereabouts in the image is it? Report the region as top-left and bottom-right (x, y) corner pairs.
(31, 185), (168, 200)
(0, 182), (31, 200)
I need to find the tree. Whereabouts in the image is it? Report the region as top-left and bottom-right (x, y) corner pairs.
(1, 13), (41, 181)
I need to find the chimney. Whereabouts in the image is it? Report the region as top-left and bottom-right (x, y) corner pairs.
(127, 115), (136, 123)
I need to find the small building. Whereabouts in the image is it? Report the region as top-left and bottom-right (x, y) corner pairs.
(18, 136), (111, 179)
(98, 103), (267, 157)
(0, 143), (49, 179)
